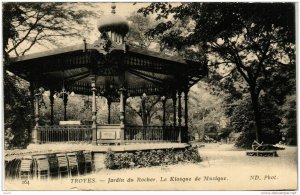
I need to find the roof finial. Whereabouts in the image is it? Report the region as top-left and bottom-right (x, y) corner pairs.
(111, 3), (116, 14)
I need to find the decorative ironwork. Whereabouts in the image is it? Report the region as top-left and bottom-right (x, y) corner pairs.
(98, 80), (121, 102)
(39, 125), (92, 143)
(34, 87), (47, 109)
(96, 66), (119, 76)
(67, 82), (165, 98)
(124, 126), (180, 143)
(53, 71), (75, 99)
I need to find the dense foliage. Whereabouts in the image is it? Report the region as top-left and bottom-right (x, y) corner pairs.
(138, 3), (296, 144)
(279, 95), (297, 145)
(105, 146), (201, 169)
(4, 74), (31, 149)
(3, 2), (97, 56)
(230, 95), (282, 148)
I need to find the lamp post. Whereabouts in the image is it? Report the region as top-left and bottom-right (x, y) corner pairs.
(52, 70), (75, 121)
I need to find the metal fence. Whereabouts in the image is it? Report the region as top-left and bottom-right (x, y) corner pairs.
(124, 126), (181, 143)
(39, 125), (92, 143)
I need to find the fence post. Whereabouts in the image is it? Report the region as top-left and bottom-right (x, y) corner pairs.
(68, 128), (70, 141)
(177, 91), (182, 143)
(91, 77), (97, 145)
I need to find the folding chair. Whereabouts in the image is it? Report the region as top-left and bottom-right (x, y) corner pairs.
(66, 152), (79, 177)
(19, 156), (33, 180)
(32, 155), (50, 180)
(48, 153), (59, 178)
(83, 151), (93, 173)
(56, 153), (69, 178)
(76, 151), (86, 175)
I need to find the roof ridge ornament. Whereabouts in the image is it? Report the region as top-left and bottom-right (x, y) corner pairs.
(94, 2), (128, 54)
(111, 3), (116, 14)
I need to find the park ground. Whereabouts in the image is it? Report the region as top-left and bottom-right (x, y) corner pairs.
(4, 143), (297, 191)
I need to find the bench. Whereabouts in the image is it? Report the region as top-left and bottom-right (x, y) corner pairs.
(59, 121), (81, 125)
(246, 150), (278, 157)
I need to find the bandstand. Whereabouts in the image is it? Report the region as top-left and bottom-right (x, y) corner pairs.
(7, 5), (207, 146)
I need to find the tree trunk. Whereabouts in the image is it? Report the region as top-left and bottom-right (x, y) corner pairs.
(141, 99), (147, 126)
(141, 113), (151, 126)
(147, 114), (151, 125)
(142, 116), (147, 126)
(250, 90), (262, 143)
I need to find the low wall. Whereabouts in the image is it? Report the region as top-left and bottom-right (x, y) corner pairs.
(4, 143), (192, 179)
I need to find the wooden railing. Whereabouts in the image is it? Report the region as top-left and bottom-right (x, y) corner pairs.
(39, 125), (92, 143)
(124, 126), (181, 143)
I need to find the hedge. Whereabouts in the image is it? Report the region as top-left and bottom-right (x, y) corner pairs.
(104, 146), (201, 169)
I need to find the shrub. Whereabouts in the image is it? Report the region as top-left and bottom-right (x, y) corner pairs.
(235, 129), (281, 149)
(104, 149), (117, 169)
(104, 146), (201, 169)
(235, 131), (256, 149)
(4, 74), (32, 149)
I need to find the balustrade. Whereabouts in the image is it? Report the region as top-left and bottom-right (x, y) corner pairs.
(39, 125), (92, 143)
(38, 125), (182, 143)
(124, 126), (180, 143)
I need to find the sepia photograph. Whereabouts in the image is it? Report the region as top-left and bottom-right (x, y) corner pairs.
(1, 2), (297, 191)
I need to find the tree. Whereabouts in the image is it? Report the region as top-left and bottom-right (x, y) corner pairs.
(188, 82), (227, 141)
(126, 12), (157, 49)
(125, 12), (171, 126)
(279, 95), (297, 145)
(228, 94), (282, 148)
(3, 2), (98, 57)
(138, 3), (295, 143)
(4, 73), (31, 148)
(3, 2), (98, 148)
(126, 95), (162, 126)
